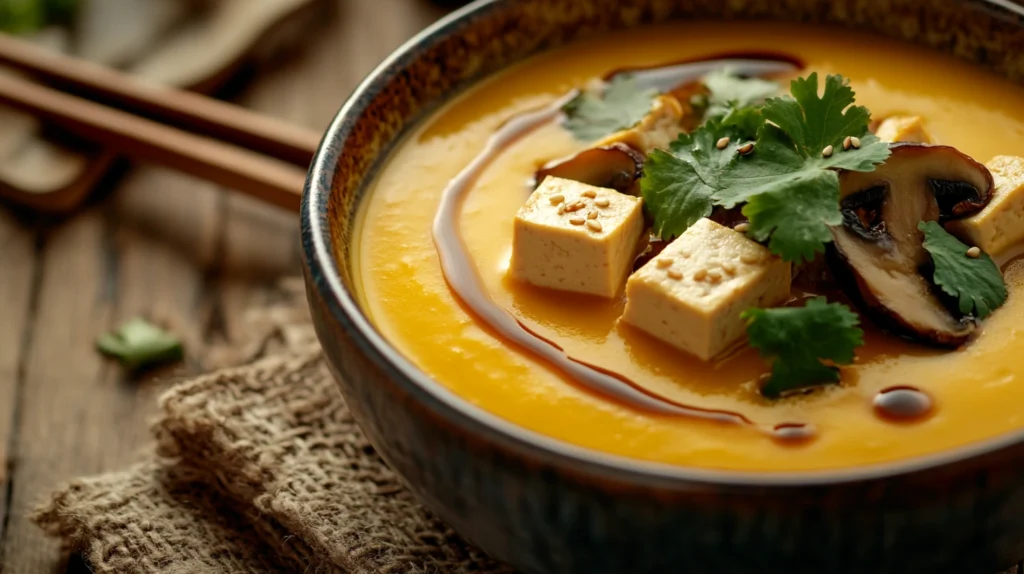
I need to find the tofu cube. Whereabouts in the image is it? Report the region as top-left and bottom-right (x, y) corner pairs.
(947, 155), (1024, 255)
(875, 115), (931, 144)
(597, 94), (684, 153)
(621, 218), (791, 361)
(510, 176), (645, 298)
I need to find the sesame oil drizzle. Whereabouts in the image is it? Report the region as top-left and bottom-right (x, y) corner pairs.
(431, 94), (756, 429)
(429, 58), (822, 440)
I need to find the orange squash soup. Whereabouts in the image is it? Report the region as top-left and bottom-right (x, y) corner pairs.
(353, 21), (1024, 472)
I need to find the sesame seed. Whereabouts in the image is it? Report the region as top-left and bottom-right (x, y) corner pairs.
(582, 190), (597, 199)
(693, 269), (708, 281)
(667, 270), (683, 280)
(967, 246), (982, 258)
(737, 142), (754, 156)
(570, 217), (585, 225)
(707, 271), (722, 283)
(842, 136), (852, 151)
(722, 262), (736, 275)
(851, 136), (861, 149)
(733, 222), (750, 233)
(594, 198), (611, 208)
(822, 145), (834, 158)
(587, 210), (598, 220)
(740, 253), (759, 264)
(586, 219), (603, 232)
(549, 194), (564, 205)
(656, 258), (673, 268)
(716, 136), (731, 150)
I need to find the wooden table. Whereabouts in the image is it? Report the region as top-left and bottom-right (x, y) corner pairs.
(0, 1), (444, 570)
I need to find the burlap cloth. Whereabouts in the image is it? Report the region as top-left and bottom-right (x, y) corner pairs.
(32, 279), (513, 573)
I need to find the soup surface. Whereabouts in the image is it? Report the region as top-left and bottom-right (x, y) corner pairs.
(354, 21), (1024, 471)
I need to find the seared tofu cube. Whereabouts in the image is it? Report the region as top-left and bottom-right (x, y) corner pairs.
(510, 176), (645, 298)
(947, 155), (1024, 255)
(621, 219), (791, 361)
(597, 94), (684, 153)
(875, 115), (931, 143)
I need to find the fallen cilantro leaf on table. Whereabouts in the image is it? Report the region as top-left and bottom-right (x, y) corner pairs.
(96, 318), (184, 371)
(919, 221), (1007, 318)
(561, 75), (658, 141)
(743, 297), (863, 398)
(640, 72), (890, 263)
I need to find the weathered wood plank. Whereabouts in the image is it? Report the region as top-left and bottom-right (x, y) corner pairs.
(0, 209), (39, 559)
(0, 168), (220, 573)
(1, 1), (445, 569)
(216, 0), (445, 338)
(1, 207), (112, 572)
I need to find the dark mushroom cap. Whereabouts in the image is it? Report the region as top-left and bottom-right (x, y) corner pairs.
(830, 143), (993, 347)
(534, 143), (644, 195)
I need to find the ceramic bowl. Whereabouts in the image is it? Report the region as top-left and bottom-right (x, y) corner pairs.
(301, 1), (1024, 572)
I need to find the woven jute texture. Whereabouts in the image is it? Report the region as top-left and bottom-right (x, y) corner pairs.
(32, 280), (511, 573)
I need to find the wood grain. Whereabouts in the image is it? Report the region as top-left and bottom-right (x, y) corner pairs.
(0, 71), (308, 212)
(0, 1), (443, 570)
(0, 209), (37, 558)
(0, 33), (322, 168)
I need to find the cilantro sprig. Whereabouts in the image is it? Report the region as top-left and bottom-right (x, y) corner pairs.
(743, 297), (864, 398)
(919, 221), (1007, 318)
(700, 68), (778, 137)
(561, 75), (657, 141)
(641, 121), (743, 238)
(641, 73), (891, 263)
(97, 318), (184, 371)
(702, 68), (779, 118)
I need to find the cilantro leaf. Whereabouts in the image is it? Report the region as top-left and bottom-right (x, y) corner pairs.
(762, 73), (873, 156)
(640, 122), (742, 239)
(716, 75), (890, 262)
(719, 106), (765, 140)
(743, 297), (864, 398)
(698, 69), (777, 140)
(96, 318), (184, 371)
(919, 221), (1007, 318)
(702, 68), (779, 120)
(562, 75), (658, 141)
(640, 72), (889, 261)
(738, 169), (841, 263)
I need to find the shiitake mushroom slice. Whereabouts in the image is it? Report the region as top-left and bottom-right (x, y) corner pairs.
(829, 143), (993, 347)
(535, 143), (644, 194)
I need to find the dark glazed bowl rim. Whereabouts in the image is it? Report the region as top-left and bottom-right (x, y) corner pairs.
(302, 0), (1024, 488)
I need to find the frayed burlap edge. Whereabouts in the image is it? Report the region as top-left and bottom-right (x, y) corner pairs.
(31, 458), (339, 574)
(32, 277), (510, 573)
(154, 349), (512, 574)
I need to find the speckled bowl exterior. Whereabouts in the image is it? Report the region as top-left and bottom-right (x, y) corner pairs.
(301, 1), (1024, 572)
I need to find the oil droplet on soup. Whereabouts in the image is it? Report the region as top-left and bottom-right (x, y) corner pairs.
(873, 387), (933, 422)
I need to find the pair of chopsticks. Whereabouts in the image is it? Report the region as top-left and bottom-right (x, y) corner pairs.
(0, 33), (323, 212)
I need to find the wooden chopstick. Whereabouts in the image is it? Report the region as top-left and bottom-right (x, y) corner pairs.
(0, 33), (321, 167)
(0, 72), (307, 211)
(0, 33), (324, 211)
